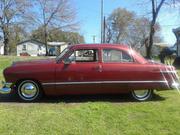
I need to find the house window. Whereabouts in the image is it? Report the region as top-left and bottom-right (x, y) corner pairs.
(22, 44), (26, 51)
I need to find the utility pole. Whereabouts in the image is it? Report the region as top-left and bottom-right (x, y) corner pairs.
(92, 35), (96, 43)
(103, 16), (106, 43)
(101, 0), (104, 43)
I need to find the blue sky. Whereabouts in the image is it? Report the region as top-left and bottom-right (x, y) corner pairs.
(74, 0), (180, 45)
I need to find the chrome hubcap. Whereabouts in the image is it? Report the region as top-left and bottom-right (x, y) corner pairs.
(134, 90), (149, 98)
(20, 83), (38, 98)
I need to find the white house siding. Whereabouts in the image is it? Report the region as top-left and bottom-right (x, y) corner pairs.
(38, 47), (46, 56)
(60, 44), (68, 52)
(0, 45), (4, 55)
(173, 27), (180, 56)
(17, 42), (46, 56)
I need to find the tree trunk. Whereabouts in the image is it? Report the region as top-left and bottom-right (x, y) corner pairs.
(146, 25), (155, 59)
(44, 25), (48, 56)
(146, 0), (165, 59)
(3, 31), (9, 55)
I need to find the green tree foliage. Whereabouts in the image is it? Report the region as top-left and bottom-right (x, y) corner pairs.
(31, 27), (85, 44)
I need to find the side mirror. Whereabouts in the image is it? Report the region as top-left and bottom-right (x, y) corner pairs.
(63, 60), (71, 65)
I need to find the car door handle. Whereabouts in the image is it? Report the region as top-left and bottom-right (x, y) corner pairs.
(93, 65), (102, 72)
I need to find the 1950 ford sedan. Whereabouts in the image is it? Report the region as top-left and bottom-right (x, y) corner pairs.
(0, 44), (179, 102)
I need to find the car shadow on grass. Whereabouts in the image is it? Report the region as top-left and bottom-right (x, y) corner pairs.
(0, 93), (165, 103)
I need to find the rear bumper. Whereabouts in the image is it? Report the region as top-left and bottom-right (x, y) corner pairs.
(0, 82), (13, 94)
(171, 81), (180, 89)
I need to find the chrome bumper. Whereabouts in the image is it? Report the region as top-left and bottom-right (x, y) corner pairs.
(171, 82), (180, 89)
(0, 82), (13, 94)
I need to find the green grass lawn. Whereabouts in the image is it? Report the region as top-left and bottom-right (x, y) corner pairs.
(0, 56), (180, 135)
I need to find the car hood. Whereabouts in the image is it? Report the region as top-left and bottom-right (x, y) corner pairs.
(12, 59), (56, 66)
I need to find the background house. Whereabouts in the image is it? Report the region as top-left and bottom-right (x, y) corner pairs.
(0, 41), (4, 55)
(48, 42), (68, 56)
(173, 27), (180, 56)
(17, 40), (68, 56)
(17, 40), (46, 56)
(139, 43), (169, 57)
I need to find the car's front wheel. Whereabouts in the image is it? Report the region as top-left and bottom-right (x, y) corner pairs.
(17, 80), (42, 102)
(131, 89), (153, 101)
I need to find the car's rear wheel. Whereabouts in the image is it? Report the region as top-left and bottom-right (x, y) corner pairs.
(17, 80), (42, 102)
(131, 89), (153, 101)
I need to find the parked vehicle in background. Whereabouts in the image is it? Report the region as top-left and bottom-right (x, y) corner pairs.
(0, 44), (179, 102)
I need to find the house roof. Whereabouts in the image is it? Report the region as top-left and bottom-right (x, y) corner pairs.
(17, 39), (45, 46)
(17, 40), (67, 47)
(47, 42), (67, 46)
(173, 27), (180, 33)
(154, 43), (169, 47)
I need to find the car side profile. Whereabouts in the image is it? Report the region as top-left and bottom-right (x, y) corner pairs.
(0, 44), (179, 102)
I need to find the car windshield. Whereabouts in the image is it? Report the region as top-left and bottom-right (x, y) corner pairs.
(55, 47), (70, 61)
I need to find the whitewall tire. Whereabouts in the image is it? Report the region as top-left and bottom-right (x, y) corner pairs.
(17, 80), (42, 102)
(131, 89), (153, 101)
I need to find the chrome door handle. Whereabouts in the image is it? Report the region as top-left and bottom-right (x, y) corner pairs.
(93, 65), (102, 72)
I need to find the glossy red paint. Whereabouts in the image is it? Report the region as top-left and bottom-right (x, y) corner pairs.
(3, 44), (177, 96)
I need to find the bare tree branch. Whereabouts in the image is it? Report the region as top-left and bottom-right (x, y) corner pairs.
(0, 0), (31, 55)
(31, 0), (77, 55)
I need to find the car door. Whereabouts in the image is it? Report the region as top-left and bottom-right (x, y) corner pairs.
(55, 48), (103, 95)
(101, 48), (165, 92)
(100, 48), (137, 92)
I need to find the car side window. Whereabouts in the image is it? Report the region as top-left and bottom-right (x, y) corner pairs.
(102, 49), (133, 63)
(65, 49), (98, 63)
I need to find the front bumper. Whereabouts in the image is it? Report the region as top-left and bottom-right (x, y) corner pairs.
(0, 82), (13, 94)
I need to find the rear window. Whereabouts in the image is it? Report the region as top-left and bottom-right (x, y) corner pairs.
(102, 49), (134, 63)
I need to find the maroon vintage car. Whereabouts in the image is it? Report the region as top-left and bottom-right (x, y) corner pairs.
(0, 44), (179, 102)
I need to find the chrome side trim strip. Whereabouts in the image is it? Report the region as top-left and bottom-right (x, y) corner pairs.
(42, 80), (167, 86)
(160, 71), (177, 73)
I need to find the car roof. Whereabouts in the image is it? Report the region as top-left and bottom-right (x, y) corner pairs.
(69, 44), (130, 50)
(65, 43), (147, 64)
